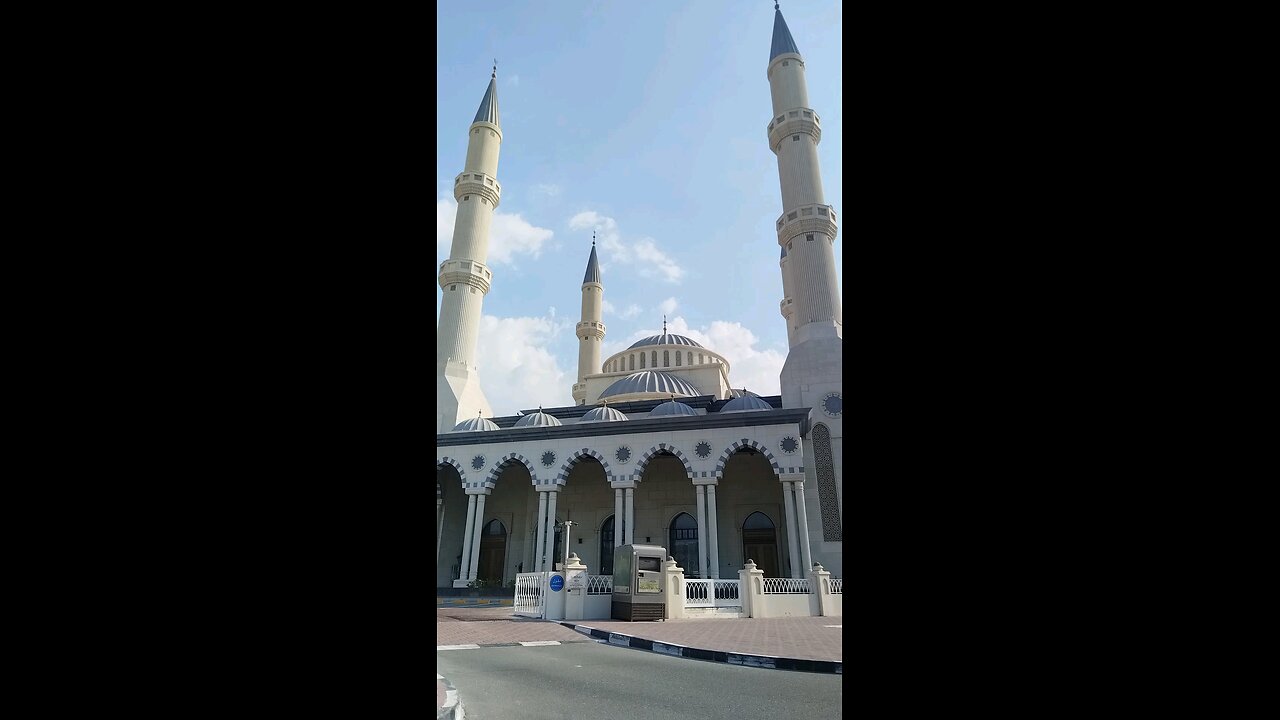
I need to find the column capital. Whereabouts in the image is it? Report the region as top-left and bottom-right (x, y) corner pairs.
(610, 480), (637, 490)
(464, 487), (493, 496)
(692, 477), (719, 486)
(778, 473), (805, 484)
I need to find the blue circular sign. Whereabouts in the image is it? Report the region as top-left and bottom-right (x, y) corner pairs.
(550, 575), (564, 592)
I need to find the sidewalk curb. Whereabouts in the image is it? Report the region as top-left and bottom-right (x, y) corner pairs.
(436, 673), (464, 720)
(555, 621), (842, 674)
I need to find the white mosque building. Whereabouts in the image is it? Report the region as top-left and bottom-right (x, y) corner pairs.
(436, 5), (843, 588)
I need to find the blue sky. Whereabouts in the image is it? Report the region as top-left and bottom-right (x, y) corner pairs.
(437, 1), (843, 416)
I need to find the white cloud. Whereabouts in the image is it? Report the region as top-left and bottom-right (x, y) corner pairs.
(437, 194), (554, 266)
(621, 303), (642, 319)
(532, 183), (561, 197)
(602, 299), (616, 315)
(475, 313), (574, 415)
(658, 297), (678, 316)
(606, 316), (785, 397)
(568, 210), (684, 283)
(508, 74), (520, 87)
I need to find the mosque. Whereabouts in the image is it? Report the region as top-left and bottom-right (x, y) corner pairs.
(436, 4), (843, 588)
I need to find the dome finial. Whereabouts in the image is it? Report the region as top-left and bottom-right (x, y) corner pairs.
(492, 59), (497, 79)
(663, 315), (667, 333)
(775, 1), (779, 8)
(592, 230), (596, 246)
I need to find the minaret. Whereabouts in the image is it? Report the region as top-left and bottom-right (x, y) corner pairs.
(437, 64), (503, 433)
(572, 234), (605, 406)
(769, 4), (843, 576)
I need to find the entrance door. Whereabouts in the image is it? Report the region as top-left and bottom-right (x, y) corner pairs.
(477, 519), (507, 585)
(742, 512), (780, 578)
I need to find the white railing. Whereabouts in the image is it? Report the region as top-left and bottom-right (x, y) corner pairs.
(586, 575), (613, 595)
(514, 572), (548, 617)
(762, 577), (811, 594)
(828, 578), (842, 594)
(685, 578), (743, 607)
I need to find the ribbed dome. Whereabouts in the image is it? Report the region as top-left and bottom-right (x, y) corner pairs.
(600, 371), (701, 399)
(728, 388), (759, 398)
(627, 333), (703, 349)
(452, 416), (499, 432)
(579, 405), (629, 423)
(651, 399), (698, 417)
(721, 394), (773, 412)
(514, 411), (563, 428)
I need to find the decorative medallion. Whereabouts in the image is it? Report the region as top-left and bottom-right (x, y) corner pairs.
(695, 440), (713, 459)
(781, 436), (799, 455)
(471, 455), (486, 471)
(541, 450), (556, 467)
(821, 392), (842, 418)
(615, 446), (632, 464)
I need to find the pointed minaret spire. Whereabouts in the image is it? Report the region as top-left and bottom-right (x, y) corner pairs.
(474, 66), (500, 126)
(770, 3), (800, 60)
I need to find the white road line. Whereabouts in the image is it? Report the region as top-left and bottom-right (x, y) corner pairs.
(437, 644), (482, 650)
(824, 625), (842, 628)
(518, 641), (562, 646)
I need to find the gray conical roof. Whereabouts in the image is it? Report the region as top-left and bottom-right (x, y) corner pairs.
(473, 75), (500, 126)
(770, 8), (800, 60)
(583, 244), (601, 284)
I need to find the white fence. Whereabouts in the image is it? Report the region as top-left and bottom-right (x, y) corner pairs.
(828, 578), (842, 594)
(514, 572), (548, 618)
(586, 575), (613, 595)
(685, 579), (743, 608)
(762, 577), (812, 594)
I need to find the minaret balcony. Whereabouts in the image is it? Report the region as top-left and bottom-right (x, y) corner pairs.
(453, 172), (501, 208)
(576, 320), (606, 339)
(438, 258), (492, 294)
(780, 297), (795, 317)
(775, 204), (838, 244)
(767, 108), (822, 153)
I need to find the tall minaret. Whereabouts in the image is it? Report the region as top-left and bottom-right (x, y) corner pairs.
(768, 4), (844, 576)
(437, 64), (503, 433)
(572, 234), (605, 406)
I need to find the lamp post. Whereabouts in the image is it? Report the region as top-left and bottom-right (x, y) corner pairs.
(562, 520), (577, 570)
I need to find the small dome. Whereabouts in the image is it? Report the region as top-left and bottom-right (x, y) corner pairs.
(514, 410), (563, 428)
(627, 333), (703, 349)
(452, 416), (499, 432)
(580, 405), (629, 423)
(651, 399), (698, 417)
(721, 394), (773, 412)
(600, 371), (701, 399)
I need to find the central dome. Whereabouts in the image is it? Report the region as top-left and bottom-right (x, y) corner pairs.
(627, 333), (703, 349)
(599, 371), (700, 400)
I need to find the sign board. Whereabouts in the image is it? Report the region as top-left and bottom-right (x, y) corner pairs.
(567, 573), (586, 589)
(549, 575), (564, 592)
(637, 577), (660, 593)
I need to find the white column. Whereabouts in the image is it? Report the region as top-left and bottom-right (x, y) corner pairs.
(624, 487), (634, 545)
(695, 485), (708, 578)
(544, 490), (559, 571)
(614, 488), (624, 547)
(459, 494), (477, 582)
(534, 490), (548, 575)
(782, 481), (801, 578)
(467, 493), (487, 581)
(794, 482), (813, 573)
(707, 484), (721, 579)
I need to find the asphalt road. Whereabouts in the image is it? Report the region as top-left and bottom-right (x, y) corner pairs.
(437, 640), (842, 720)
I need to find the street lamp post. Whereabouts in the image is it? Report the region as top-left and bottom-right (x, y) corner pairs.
(562, 520), (577, 570)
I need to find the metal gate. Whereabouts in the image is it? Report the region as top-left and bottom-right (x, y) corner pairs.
(514, 572), (548, 618)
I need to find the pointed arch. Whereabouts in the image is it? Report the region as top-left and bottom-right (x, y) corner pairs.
(485, 452), (539, 487)
(552, 447), (613, 486)
(712, 438), (783, 479)
(437, 456), (466, 483)
(635, 443), (694, 479)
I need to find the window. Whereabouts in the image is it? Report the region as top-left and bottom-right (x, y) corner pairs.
(630, 354), (635, 371)
(789, 111), (798, 118)
(640, 353), (645, 369)
(600, 515), (616, 574)
(450, 285), (456, 291)
(782, 61), (789, 66)
(793, 135), (800, 142)
(651, 351), (657, 367)
(698, 353), (704, 364)
(807, 233), (814, 242)
(669, 512), (699, 578)
(688, 352), (693, 366)
(464, 196), (470, 201)
(674, 351), (680, 366)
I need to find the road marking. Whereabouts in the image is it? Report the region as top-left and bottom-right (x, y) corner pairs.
(518, 641), (562, 646)
(437, 644), (481, 650)
(824, 625), (842, 628)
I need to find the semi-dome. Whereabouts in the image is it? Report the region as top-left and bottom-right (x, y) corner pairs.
(627, 333), (703, 349)
(452, 416), (499, 432)
(514, 410), (563, 428)
(600, 371), (700, 400)
(721, 394), (773, 412)
(579, 405), (629, 423)
(651, 399), (698, 417)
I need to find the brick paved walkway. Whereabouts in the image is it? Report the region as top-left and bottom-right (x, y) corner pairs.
(436, 607), (841, 662)
(565, 617), (841, 662)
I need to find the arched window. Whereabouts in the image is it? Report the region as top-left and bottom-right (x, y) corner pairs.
(742, 512), (779, 578)
(651, 351), (657, 367)
(600, 515), (615, 575)
(698, 353), (704, 364)
(669, 512), (700, 578)
(640, 353), (646, 369)
(630, 354), (635, 371)
(687, 352), (693, 366)
(675, 352), (681, 366)
(663, 350), (670, 367)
